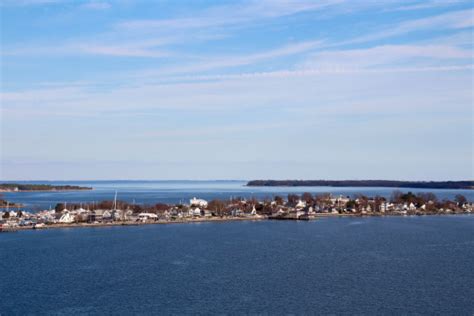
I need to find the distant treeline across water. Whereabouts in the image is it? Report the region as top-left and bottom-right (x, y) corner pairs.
(0, 183), (92, 191)
(247, 180), (474, 190)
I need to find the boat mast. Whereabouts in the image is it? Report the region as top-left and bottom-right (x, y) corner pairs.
(113, 190), (118, 210)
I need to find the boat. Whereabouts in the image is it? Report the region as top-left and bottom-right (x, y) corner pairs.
(0, 223), (18, 232)
(34, 223), (46, 229)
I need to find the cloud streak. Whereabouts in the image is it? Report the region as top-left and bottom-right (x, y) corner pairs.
(346, 8), (474, 45)
(300, 44), (472, 70)
(2, 0), (473, 180)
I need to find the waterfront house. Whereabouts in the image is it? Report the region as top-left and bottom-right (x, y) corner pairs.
(190, 198), (208, 208)
(88, 210), (104, 222)
(102, 210), (112, 222)
(295, 200), (306, 209)
(112, 209), (126, 221)
(231, 209), (243, 217)
(138, 213), (158, 222)
(75, 207), (87, 214)
(5, 219), (19, 227)
(192, 207), (202, 217)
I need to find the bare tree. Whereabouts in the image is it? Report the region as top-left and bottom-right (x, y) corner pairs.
(208, 199), (226, 217)
(301, 192), (314, 204)
(274, 195), (284, 205)
(287, 194), (300, 207)
(454, 194), (467, 206)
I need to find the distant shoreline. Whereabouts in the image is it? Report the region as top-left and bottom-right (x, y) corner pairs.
(0, 189), (92, 193)
(0, 183), (92, 192)
(247, 180), (474, 190)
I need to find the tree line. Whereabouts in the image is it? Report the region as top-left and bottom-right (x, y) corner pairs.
(247, 180), (474, 189)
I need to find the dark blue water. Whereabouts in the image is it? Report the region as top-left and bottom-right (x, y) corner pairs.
(1, 216), (473, 314)
(2, 180), (473, 211)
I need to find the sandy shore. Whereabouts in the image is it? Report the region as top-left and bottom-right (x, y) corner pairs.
(9, 216), (267, 231)
(3, 212), (470, 232)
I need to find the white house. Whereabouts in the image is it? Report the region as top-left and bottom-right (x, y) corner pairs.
(138, 213), (158, 221)
(102, 210), (112, 220)
(75, 207), (87, 214)
(190, 198), (208, 208)
(192, 207), (202, 216)
(295, 200), (306, 209)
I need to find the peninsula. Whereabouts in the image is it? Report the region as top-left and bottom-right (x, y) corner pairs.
(247, 180), (474, 190)
(0, 183), (92, 192)
(0, 191), (471, 232)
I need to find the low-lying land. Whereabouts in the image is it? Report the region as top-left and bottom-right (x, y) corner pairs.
(1, 191), (472, 232)
(247, 180), (474, 189)
(0, 183), (92, 192)
(0, 199), (23, 209)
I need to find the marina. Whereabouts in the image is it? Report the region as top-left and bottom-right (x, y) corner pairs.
(1, 185), (472, 232)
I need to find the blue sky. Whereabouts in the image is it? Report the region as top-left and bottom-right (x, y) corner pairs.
(0, 0), (473, 180)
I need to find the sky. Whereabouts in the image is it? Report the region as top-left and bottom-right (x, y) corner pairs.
(0, 0), (473, 181)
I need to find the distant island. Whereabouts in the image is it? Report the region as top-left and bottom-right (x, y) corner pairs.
(0, 183), (92, 192)
(247, 180), (474, 190)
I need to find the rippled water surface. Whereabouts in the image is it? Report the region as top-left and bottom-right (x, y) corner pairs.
(1, 216), (473, 314)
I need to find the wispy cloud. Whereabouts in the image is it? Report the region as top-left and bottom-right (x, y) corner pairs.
(3, 37), (173, 58)
(347, 8), (474, 44)
(300, 44), (472, 70)
(2, 63), (471, 118)
(2, 2), (471, 61)
(388, 0), (467, 11)
(2, 0), (473, 180)
(134, 40), (322, 77)
(75, 43), (168, 58)
(117, 0), (344, 31)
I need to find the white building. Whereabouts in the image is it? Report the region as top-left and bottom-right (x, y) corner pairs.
(295, 200), (306, 209)
(190, 198), (208, 208)
(188, 207), (201, 217)
(138, 213), (158, 221)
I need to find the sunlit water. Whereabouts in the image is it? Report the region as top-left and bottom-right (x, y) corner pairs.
(1, 216), (473, 314)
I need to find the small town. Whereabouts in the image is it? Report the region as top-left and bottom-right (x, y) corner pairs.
(1, 191), (472, 232)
